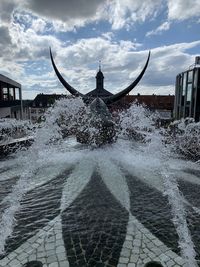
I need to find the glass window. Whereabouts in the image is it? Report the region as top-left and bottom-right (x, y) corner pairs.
(182, 73), (187, 95)
(38, 109), (44, 113)
(3, 87), (8, 101)
(3, 88), (8, 94)
(3, 94), (8, 101)
(194, 69), (198, 88)
(15, 88), (20, 100)
(179, 75), (182, 87)
(188, 71), (193, 83)
(9, 88), (14, 100)
(187, 83), (192, 102)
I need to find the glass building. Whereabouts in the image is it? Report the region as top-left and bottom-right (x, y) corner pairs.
(174, 57), (200, 122)
(0, 74), (22, 119)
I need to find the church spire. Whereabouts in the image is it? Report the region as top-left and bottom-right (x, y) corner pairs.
(99, 60), (101, 71)
(96, 61), (104, 92)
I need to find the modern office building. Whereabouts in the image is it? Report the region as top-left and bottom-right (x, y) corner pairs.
(174, 57), (200, 121)
(0, 74), (23, 119)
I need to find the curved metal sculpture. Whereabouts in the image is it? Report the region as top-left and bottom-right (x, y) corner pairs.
(103, 51), (150, 105)
(50, 48), (150, 146)
(50, 48), (150, 104)
(50, 48), (83, 97)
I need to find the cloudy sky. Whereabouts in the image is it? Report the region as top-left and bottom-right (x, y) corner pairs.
(0, 0), (200, 99)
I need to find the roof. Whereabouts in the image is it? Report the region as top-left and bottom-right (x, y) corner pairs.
(85, 88), (113, 97)
(120, 94), (175, 110)
(96, 70), (104, 78)
(31, 94), (65, 107)
(0, 74), (21, 88)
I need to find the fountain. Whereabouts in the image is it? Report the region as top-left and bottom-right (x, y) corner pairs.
(0, 53), (200, 267)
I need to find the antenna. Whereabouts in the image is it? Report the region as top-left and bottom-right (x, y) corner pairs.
(99, 60), (101, 71)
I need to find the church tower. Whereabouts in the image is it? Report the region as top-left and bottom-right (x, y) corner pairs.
(96, 65), (104, 94)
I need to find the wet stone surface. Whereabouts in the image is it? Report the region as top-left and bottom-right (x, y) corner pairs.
(1, 169), (73, 258)
(62, 171), (129, 267)
(124, 171), (180, 255)
(0, 176), (18, 204)
(178, 179), (200, 263)
(0, 164), (198, 266)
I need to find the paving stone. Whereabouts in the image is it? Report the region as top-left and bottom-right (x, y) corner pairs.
(29, 254), (37, 261)
(56, 252), (66, 261)
(126, 235), (133, 241)
(0, 257), (9, 266)
(9, 258), (21, 266)
(37, 252), (46, 258)
(55, 245), (65, 254)
(120, 248), (131, 258)
(8, 252), (17, 260)
(49, 262), (59, 267)
(166, 259), (175, 267)
(174, 256), (185, 265)
(119, 257), (129, 264)
(45, 243), (55, 251)
(46, 249), (56, 257)
(130, 254), (139, 263)
(59, 261), (70, 267)
(47, 255), (58, 264)
(127, 263), (136, 267)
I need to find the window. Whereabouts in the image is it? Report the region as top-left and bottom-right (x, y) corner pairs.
(38, 109), (45, 113)
(182, 73), (187, 96)
(188, 71), (193, 83)
(187, 84), (192, 102)
(9, 88), (14, 100)
(15, 88), (20, 100)
(3, 88), (8, 101)
(194, 69), (198, 88)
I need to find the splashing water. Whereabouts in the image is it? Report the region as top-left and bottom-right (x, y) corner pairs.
(0, 97), (199, 266)
(162, 171), (197, 267)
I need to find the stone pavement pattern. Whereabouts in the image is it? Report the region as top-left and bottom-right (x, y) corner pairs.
(0, 167), (199, 266)
(0, 214), (187, 267)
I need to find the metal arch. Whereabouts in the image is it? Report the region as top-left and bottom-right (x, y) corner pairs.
(50, 48), (150, 104)
(50, 48), (83, 97)
(103, 51), (151, 105)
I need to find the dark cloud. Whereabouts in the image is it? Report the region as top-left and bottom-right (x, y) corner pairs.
(25, 0), (105, 21)
(0, 26), (12, 45)
(0, 0), (16, 22)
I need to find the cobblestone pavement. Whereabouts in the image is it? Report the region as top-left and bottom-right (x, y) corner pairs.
(0, 214), (188, 267)
(1, 169), (73, 257)
(0, 167), (199, 266)
(62, 171), (129, 267)
(118, 215), (187, 267)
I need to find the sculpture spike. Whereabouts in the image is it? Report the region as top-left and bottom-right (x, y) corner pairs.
(50, 48), (83, 97)
(103, 51), (150, 105)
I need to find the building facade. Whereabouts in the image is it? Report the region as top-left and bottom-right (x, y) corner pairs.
(174, 57), (200, 122)
(0, 74), (23, 119)
(30, 94), (64, 123)
(111, 94), (174, 124)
